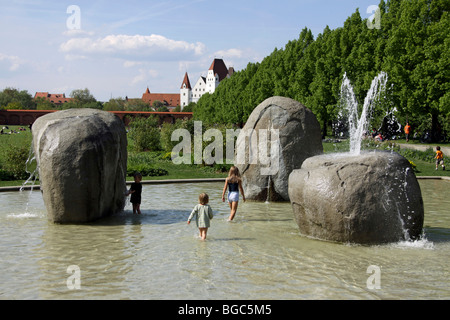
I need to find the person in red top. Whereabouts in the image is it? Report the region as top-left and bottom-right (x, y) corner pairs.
(404, 122), (411, 142)
(435, 146), (445, 171)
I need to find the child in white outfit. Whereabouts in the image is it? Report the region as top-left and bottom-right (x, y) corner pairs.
(188, 193), (213, 240)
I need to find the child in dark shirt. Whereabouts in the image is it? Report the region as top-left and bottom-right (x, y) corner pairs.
(127, 172), (143, 214)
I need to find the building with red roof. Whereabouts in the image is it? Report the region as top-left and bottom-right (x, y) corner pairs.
(34, 92), (73, 106)
(180, 58), (234, 108)
(141, 87), (180, 108)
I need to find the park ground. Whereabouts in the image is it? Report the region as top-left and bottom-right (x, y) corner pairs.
(0, 125), (449, 188)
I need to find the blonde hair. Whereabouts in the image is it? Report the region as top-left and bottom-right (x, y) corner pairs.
(227, 166), (241, 184)
(199, 193), (209, 205)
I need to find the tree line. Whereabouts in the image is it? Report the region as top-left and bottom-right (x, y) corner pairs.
(194, 0), (449, 142)
(0, 88), (195, 113)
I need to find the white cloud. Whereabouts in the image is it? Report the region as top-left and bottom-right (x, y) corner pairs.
(60, 34), (206, 61)
(62, 29), (95, 37)
(123, 61), (143, 68)
(132, 68), (159, 85)
(0, 53), (23, 71)
(64, 54), (88, 61)
(213, 48), (244, 59)
(210, 47), (264, 71)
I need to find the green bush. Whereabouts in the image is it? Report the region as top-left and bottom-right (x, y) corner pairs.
(0, 143), (30, 180)
(397, 148), (435, 163)
(0, 167), (15, 181)
(127, 164), (168, 177)
(128, 116), (161, 152)
(160, 118), (194, 153)
(127, 152), (169, 178)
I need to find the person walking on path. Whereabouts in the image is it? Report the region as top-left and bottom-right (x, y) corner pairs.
(404, 122), (411, 142)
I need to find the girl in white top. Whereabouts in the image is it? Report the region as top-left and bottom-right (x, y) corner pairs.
(188, 193), (214, 240)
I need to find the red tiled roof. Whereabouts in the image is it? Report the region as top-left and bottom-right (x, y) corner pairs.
(142, 89), (180, 107)
(34, 92), (49, 99)
(34, 92), (73, 105)
(180, 72), (192, 89)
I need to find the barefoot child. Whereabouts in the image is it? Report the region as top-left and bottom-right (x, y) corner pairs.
(127, 172), (143, 214)
(222, 166), (246, 221)
(188, 193), (214, 240)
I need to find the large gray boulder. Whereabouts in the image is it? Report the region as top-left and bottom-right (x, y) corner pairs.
(288, 151), (424, 244)
(32, 109), (127, 223)
(235, 96), (322, 201)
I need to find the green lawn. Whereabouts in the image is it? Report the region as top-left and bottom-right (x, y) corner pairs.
(0, 125), (227, 187)
(1, 126), (448, 188)
(394, 138), (450, 147)
(322, 138), (449, 177)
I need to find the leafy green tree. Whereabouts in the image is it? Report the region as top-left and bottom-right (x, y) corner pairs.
(70, 88), (96, 104)
(153, 100), (168, 112)
(160, 118), (194, 153)
(35, 97), (57, 110)
(0, 88), (35, 109)
(61, 88), (97, 109)
(124, 98), (152, 111)
(192, 0), (449, 141)
(182, 102), (196, 113)
(103, 97), (126, 111)
(128, 116), (161, 152)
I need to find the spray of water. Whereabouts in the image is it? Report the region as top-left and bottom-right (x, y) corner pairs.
(339, 72), (388, 155)
(20, 145), (39, 192)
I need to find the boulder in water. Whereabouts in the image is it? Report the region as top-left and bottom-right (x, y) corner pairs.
(288, 151), (424, 244)
(32, 109), (128, 223)
(236, 96), (323, 201)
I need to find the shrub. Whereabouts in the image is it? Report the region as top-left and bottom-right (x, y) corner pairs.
(408, 160), (418, 173)
(397, 148), (435, 163)
(1, 143), (30, 180)
(128, 116), (161, 152)
(127, 164), (168, 177)
(160, 119), (194, 153)
(127, 152), (169, 178)
(0, 166), (15, 181)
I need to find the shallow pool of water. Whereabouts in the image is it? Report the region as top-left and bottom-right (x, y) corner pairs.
(0, 180), (449, 300)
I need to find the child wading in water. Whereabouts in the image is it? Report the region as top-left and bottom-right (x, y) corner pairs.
(435, 146), (445, 171)
(222, 166), (246, 221)
(188, 193), (214, 240)
(127, 172), (143, 214)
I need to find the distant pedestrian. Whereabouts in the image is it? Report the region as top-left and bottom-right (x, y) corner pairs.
(404, 122), (411, 142)
(188, 193), (214, 241)
(375, 133), (383, 142)
(371, 128), (377, 138)
(127, 172), (143, 214)
(435, 146), (445, 171)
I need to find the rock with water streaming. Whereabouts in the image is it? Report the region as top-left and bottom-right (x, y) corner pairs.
(288, 151), (424, 244)
(236, 96), (323, 201)
(32, 108), (127, 223)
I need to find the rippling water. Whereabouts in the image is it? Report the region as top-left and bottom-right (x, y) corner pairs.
(1, 180), (449, 300)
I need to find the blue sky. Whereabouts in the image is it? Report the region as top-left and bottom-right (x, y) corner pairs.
(0, 0), (379, 101)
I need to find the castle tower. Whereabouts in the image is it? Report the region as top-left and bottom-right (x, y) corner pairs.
(206, 59), (229, 94)
(180, 72), (192, 109)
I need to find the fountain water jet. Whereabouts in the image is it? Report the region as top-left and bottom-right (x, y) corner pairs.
(339, 71), (388, 155)
(20, 146), (39, 192)
(289, 72), (424, 244)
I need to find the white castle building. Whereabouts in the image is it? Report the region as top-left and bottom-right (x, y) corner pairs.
(180, 58), (235, 108)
